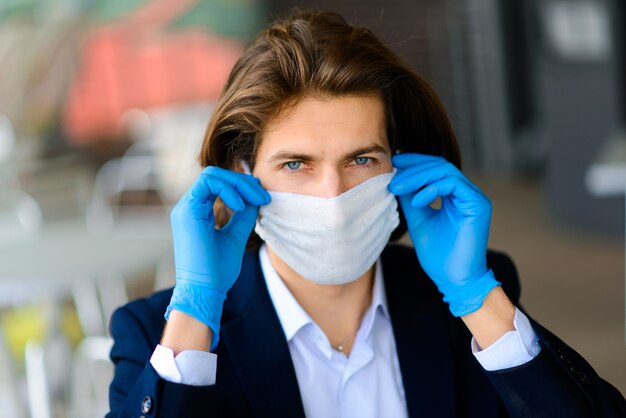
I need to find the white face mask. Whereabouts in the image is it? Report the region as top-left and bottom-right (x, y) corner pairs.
(255, 171), (400, 285)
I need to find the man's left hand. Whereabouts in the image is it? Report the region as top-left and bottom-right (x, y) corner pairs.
(388, 153), (500, 317)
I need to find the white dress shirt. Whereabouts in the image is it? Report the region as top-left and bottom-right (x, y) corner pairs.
(151, 244), (541, 417)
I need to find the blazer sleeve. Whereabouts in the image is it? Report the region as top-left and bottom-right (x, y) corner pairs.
(106, 304), (217, 418)
(484, 251), (626, 418)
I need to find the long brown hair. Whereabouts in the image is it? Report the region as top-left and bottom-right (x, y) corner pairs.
(199, 9), (462, 243)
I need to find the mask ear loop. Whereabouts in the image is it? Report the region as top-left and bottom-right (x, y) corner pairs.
(240, 160), (252, 175)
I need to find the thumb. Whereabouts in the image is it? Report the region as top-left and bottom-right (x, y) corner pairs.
(220, 203), (260, 242)
(398, 194), (434, 229)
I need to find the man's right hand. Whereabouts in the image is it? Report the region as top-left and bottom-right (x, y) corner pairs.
(165, 166), (271, 350)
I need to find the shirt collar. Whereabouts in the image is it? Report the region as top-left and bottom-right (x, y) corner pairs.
(259, 244), (390, 343)
(259, 244), (311, 340)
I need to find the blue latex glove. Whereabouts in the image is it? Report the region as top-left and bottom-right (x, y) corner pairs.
(165, 166), (271, 350)
(388, 153), (500, 317)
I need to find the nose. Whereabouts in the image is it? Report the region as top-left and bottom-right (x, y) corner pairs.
(317, 168), (350, 198)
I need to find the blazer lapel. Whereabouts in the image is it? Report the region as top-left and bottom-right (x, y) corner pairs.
(219, 245), (458, 418)
(220, 250), (306, 418)
(382, 245), (457, 418)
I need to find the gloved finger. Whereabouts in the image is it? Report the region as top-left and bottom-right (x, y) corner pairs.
(200, 165), (267, 193)
(201, 166), (271, 206)
(171, 188), (212, 226)
(392, 153), (446, 168)
(390, 162), (473, 197)
(410, 176), (489, 214)
(397, 193), (436, 228)
(389, 160), (456, 193)
(220, 203), (260, 242)
(190, 175), (245, 212)
(392, 159), (484, 197)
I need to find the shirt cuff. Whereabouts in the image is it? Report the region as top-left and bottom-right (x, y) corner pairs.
(150, 344), (217, 386)
(471, 307), (542, 371)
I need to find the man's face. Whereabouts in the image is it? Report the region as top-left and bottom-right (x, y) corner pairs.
(253, 94), (393, 196)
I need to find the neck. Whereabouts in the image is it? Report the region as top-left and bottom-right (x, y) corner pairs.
(266, 245), (374, 355)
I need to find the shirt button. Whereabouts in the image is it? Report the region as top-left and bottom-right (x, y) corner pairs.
(142, 396), (153, 414)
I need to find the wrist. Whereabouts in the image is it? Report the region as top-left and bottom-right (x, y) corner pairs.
(166, 283), (226, 350)
(461, 286), (516, 349)
(161, 309), (213, 355)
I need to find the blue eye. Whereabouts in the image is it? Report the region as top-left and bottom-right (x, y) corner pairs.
(285, 161), (302, 170)
(354, 157), (370, 165)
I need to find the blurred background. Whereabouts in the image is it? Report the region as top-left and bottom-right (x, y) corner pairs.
(0, 0), (623, 416)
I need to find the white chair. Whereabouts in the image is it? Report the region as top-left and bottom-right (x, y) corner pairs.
(72, 274), (128, 338)
(86, 154), (167, 232)
(0, 326), (26, 418)
(97, 273), (128, 334)
(68, 336), (114, 418)
(24, 341), (52, 418)
(0, 125), (43, 416)
(72, 280), (106, 338)
(24, 334), (71, 418)
(0, 190), (42, 243)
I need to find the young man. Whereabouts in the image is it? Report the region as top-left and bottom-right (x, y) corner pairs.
(107, 10), (626, 417)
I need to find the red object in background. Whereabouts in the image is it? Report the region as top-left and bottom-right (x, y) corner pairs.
(63, 0), (242, 144)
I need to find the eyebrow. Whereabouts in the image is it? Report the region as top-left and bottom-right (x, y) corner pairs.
(266, 144), (389, 163)
(343, 145), (389, 161)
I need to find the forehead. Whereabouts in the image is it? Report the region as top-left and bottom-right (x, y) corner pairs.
(258, 94), (388, 156)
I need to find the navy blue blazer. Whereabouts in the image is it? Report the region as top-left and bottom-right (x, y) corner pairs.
(107, 244), (625, 417)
